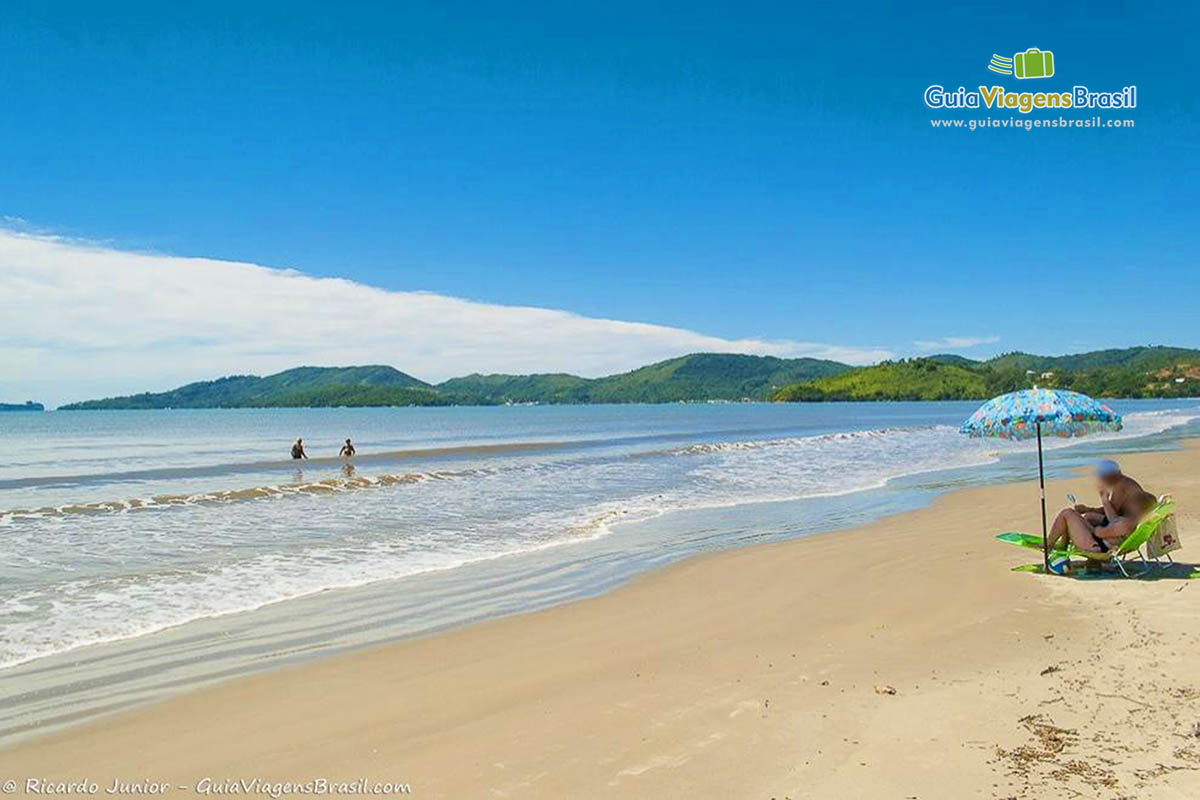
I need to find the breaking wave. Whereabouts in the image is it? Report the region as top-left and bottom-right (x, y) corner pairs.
(1, 404), (1196, 669)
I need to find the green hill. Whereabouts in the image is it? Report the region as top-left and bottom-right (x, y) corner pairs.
(585, 353), (850, 402)
(986, 346), (1200, 373)
(244, 385), (448, 408)
(773, 360), (988, 401)
(438, 354), (850, 404)
(60, 354), (852, 409)
(437, 373), (592, 405)
(924, 354), (981, 367)
(772, 346), (1200, 402)
(55, 346), (1200, 409)
(979, 347), (1200, 399)
(60, 366), (431, 409)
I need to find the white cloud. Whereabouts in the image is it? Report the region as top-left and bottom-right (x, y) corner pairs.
(0, 230), (892, 407)
(913, 335), (1000, 351)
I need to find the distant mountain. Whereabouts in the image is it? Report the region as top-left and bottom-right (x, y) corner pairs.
(593, 353), (850, 402)
(438, 354), (851, 404)
(60, 366), (431, 409)
(54, 346), (1200, 409)
(772, 346), (1200, 402)
(437, 373), (593, 404)
(59, 354), (852, 409)
(986, 346), (1200, 373)
(0, 401), (43, 412)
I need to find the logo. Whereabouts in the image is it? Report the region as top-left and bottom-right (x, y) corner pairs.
(924, 45), (1136, 115)
(989, 48), (1055, 79)
(988, 54), (1013, 75)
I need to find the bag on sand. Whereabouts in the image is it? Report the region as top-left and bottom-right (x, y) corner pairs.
(1146, 513), (1181, 559)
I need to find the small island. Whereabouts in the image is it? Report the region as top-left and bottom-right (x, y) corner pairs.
(0, 400), (44, 412)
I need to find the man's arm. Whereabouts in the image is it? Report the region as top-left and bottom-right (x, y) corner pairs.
(1093, 515), (1135, 544)
(1100, 490), (1119, 522)
(1092, 491), (1134, 542)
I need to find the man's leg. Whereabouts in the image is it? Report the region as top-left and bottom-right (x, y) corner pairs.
(1048, 508), (1074, 551)
(1059, 509), (1104, 552)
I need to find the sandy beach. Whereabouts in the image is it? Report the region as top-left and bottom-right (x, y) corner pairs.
(2, 443), (1198, 799)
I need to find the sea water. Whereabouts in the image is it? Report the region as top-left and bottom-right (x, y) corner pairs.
(1, 400), (1197, 741)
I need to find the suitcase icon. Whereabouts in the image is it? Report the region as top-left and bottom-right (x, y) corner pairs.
(1014, 48), (1054, 79)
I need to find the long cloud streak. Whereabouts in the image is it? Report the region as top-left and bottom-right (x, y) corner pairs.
(0, 230), (892, 406)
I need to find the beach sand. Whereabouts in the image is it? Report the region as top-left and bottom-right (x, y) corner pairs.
(3, 443), (1199, 799)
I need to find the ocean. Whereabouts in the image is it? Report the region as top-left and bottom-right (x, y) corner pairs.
(1, 400), (1198, 741)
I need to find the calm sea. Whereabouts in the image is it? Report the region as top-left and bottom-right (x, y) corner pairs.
(1, 400), (1197, 741)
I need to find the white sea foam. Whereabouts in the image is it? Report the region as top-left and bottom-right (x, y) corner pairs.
(1, 404), (1196, 669)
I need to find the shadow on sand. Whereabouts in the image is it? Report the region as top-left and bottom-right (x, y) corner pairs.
(1013, 561), (1200, 580)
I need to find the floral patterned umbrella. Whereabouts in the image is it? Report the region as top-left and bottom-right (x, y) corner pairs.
(960, 388), (1122, 441)
(960, 388), (1122, 571)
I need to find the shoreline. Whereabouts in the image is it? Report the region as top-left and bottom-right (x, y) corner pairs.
(5, 412), (1176, 743)
(2, 442), (1197, 797)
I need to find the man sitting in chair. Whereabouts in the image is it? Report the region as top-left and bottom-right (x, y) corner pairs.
(1048, 459), (1158, 554)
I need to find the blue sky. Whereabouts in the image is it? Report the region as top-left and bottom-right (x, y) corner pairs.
(1, 2), (1198, 401)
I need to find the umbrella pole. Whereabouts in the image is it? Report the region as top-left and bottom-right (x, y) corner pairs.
(1036, 421), (1049, 573)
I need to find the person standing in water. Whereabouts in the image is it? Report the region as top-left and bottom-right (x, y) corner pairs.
(291, 438), (308, 459)
(339, 438), (356, 457)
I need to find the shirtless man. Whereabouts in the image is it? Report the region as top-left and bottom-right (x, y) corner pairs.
(1047, 459), (1156, 554)
(339, 438), (356, 457)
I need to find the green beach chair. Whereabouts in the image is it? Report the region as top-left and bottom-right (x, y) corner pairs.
(996, 500), (1178, 578)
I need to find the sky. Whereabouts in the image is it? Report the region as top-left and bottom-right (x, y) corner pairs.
(1, 2), (1197, 406)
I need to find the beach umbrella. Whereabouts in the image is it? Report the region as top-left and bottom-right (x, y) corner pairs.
(959, 388), (1122, 572)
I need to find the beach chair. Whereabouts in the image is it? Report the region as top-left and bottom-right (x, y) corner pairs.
(1069, 500), (1176, 577)
(996, 500), (1178, 578)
